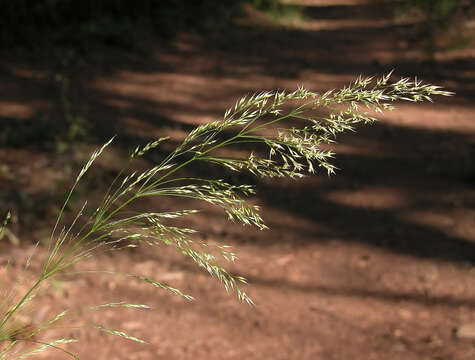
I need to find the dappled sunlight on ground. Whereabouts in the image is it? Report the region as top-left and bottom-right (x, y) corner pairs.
(326, 186), (408, 210)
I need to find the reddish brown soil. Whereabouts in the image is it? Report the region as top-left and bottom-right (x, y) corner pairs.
(1, 1), (475, 359)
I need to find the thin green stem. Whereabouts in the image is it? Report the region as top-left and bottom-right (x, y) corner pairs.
(97, 155), (199, 228)
(45, 181), (80, 269)
(0, 278), (42, 330)
(246, 103), (309, 135)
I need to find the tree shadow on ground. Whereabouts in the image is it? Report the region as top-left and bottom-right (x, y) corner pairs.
(255, 116), (475, 262)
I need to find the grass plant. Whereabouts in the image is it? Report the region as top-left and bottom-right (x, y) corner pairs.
(0, 73), (452, 358)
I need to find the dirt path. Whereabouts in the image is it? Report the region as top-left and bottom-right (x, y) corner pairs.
(1, 1), (474, 359)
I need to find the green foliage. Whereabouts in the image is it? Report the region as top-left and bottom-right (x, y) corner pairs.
(0, 74), (452, 358)
(248, 0), (302, 21)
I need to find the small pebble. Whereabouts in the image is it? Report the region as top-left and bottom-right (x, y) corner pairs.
(455, 323), (475, 340)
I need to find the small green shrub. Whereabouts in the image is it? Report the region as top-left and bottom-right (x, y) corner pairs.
(0, 74), (452, 358)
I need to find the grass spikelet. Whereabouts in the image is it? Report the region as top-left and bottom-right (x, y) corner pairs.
(88, 302), (151, 310)
(92, 326), (147, 344)
(18, 339), (79, 359)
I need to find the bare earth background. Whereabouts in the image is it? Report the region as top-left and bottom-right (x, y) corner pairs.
(1, 1), (475, 359)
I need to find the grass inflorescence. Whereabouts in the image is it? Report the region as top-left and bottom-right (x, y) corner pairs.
(0, 74), (453, 358)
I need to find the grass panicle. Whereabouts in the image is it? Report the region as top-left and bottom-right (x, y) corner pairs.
(0, 74), (453, 358)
